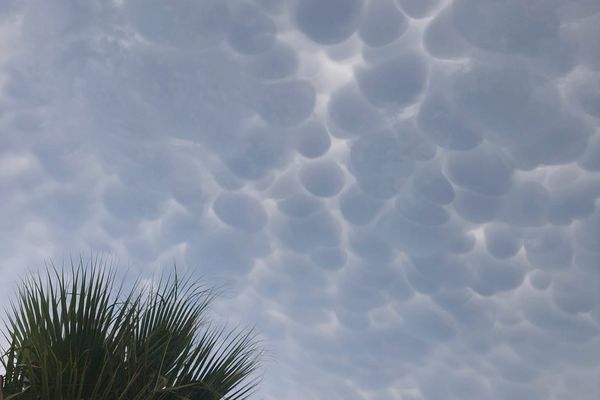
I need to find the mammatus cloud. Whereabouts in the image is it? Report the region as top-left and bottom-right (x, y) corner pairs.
(0, 0), (599, 399)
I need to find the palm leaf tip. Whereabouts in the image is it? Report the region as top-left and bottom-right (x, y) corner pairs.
(1, 257), (263, 400)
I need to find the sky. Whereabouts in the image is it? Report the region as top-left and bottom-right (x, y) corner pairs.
(0, 0), (599, 399)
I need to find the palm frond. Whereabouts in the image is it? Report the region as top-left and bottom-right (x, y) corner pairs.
(1, 258), (262, 400)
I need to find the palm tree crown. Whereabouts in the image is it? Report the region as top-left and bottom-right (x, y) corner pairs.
(1, 259), (262, 400)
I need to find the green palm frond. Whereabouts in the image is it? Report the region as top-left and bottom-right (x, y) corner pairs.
(1, 258), (262, 400)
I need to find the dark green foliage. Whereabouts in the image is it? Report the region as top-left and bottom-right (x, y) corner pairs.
(1, 258), (261, 400)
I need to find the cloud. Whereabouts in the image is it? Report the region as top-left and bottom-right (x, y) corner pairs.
(483, 223), (522, 259)
(356, 52), (428, 108)
(299, 159), (346, 197)
(451, 0), (560, 55)
(358, 0), (408, 48)
(327, 82), (386, 138)
(213, 192), (268, 232)
(255, 79), (316, 126)
(351, 131), (415, 198)
(445, 144), (514, 196)
(247, 41), (299, 81)
(293, 0), (364, 45)
(0, 1), (599, 399)
(397, 0), (442, 19)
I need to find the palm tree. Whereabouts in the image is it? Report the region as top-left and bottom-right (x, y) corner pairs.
(0, 258), (262, 400)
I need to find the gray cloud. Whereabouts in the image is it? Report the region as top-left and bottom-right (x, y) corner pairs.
(0, 1), (599, 399)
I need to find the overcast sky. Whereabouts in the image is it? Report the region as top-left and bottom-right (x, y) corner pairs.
(1, 0), (599, 399)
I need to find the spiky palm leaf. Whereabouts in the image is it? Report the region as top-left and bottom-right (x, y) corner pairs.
(1, 258), (261, 400)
